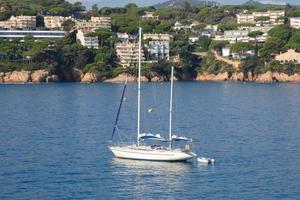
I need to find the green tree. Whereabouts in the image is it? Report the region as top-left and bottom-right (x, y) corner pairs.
(248, 31), (264, 54)
(91, 4), (99, 17)
(230, 42), (254, 53)
(209, 40), (229, 52)
(248, 30), (264, 38)
(194, 36), (211, 52)
(259, 37), (284, 61)
(152, 60), (172, 81)
(268, 25), (292, 43)
(62, 19), (75, 32)
(218, 20), (238, 32)
(285, 31), (300, 51)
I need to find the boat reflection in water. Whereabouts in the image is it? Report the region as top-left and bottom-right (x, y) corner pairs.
(110, 158), (196, 198)
(111, 158), (194, 174)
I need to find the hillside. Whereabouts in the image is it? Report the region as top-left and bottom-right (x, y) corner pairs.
(243, 0), (264, 6)
(153, 0), (220, 8)
(0, 0), (85, 19)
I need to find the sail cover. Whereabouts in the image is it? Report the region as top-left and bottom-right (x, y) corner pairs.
(139, 133), (165, 141)
(171, 135), (192, 142)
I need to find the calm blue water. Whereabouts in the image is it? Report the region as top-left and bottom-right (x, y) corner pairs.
(0, 82), (299, 199)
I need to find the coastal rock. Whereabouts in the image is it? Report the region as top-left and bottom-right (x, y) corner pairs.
(81, 72), (98, 83)
(104, 73), (148, 83)
(231, 72), (244, 81)
(214, 72), (229, 81)
(31, 70), (48, 83)
(196, 72), (229, 81)
(46, 75), (59, 82)
(256, 71), (274, 83)
(272, 72), (300, 82)
(4, 71), (31, 83)
(0, 72), (4, 83)
(151, 76), (162, 82)
(289, 73), (300, 82)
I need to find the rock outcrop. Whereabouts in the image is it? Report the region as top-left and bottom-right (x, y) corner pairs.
(3, 71), (31, 83)
(272, 72), (300, 82)
(81, 72), (98, 83)
(196, 71), (300, 83)
(104, 73), (148, 83)
(230, 72), (244, 81)
(196, 72), (229, 81)
(256, 71), (274, 83)
(0, 72), (4, 83)
(31, 70), (48, 83)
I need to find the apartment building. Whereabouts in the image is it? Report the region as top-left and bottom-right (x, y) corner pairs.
(0, 16), (36, 30)
(215, 27), (270, 43)
(237, 10), (285, 26)
(290, 17), (300, 29)
(275, 49), (300, 64)
(143, 33), (170, 61)
(237, 13), (255, 24)
(76, 29), (99, 49)
(117, 32), (137, 43)
(116, 42), (145, 68)
(75, 16), (111, 31)
(44, 16), (73, 29)
(0, 30), (65, 39)
(214, 30), (249, 43)
(90, 16), (111, 30)
(141, 11), (159, 20)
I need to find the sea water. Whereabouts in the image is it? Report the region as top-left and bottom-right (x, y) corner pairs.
(0, 82), (299, 199)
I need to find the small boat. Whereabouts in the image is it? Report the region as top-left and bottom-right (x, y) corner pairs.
(108, 27), (209, 162)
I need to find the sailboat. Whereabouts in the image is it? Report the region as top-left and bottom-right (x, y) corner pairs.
(108, 28), (206, 162)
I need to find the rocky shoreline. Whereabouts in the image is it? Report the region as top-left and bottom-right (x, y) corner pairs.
(196, 71), (300, 82)
(1, 70), (300, 83)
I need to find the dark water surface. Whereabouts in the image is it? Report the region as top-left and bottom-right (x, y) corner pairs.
(0, 82), (299, 199)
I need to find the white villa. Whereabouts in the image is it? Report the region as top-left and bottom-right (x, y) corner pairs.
(275, 49), (300, 64)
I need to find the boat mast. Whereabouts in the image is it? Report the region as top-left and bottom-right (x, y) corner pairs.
(169, 66), (174, 149)
(137, 27), (142, 146)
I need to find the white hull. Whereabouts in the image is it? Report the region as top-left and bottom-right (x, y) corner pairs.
(109, 145), (194, 161)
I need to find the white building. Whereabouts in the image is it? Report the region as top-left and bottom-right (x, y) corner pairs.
(275, 49), (300, 64)
(44, 16), (73, 29)
(173, 21), (195, 31)
(0, 15), (36, 30)
(214, 27), (271, 43)
(76, 29), (99, 49)
(237, 10), (285, 26)
(189, 36), (199, 44)
(215, 30), (249, 43)
(90, 16), (111, 29)
(117, 32), (137, 43)
(143, 33), (170, 61)
(116, 42), (145, 68)
(290, 17), (300, 29)
(222, 47), (230, 57)
(76, 16), (111, 32)
(0, 30), (65, 39)
(141, 11), (159, 20)
(232, 50), (255, 59)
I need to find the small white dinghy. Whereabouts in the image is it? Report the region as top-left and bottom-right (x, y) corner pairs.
(197, 157), (215, 164)
(189, 152), (215, 165)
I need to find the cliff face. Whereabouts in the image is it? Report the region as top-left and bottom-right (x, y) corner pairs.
(196, 71), (300, 83)
(1, 70), (300, 83)
(0, 70), (55, 83)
